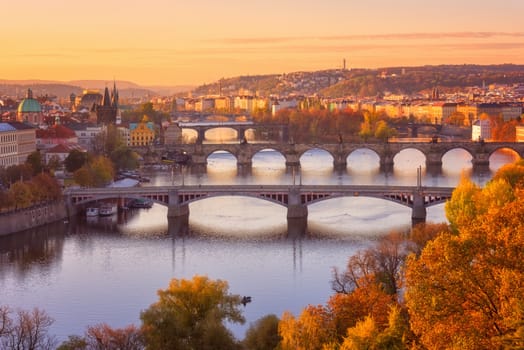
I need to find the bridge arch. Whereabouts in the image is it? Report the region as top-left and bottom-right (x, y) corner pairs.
(204, 127), (240, 142)
(487, 145), (523, 159)
(346, 147), (381, 172)
(204, 148), (239, 162)
(73, 194), (169, 208)
(298, 147), (336, 170)
(181, 193), (289, 208)
(392, 147), (427, 170)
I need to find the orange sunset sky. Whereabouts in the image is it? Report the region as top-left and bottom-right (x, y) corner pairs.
(1, 0), (524, 86)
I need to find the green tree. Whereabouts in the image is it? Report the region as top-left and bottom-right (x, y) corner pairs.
(243, 314), (281, 350)
(140, 275), (244, 350)
(110, 146), (140, 171)
(26, 150), (44, 175)
(65, 149), (88, 173)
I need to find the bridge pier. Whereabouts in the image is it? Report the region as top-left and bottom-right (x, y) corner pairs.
(333, 158), (347, 172)
(411, 191), (427, 225)
(167, 190), (189, 235)
(472, 153), (490, 174)
(380, 157), (394, 173)
(287, 188), (308, 237)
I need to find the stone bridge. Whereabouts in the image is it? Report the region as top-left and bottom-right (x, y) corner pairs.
(153, 140), (524, 174)
(65, 184), (453, 235)
(177, 121), (289, 144)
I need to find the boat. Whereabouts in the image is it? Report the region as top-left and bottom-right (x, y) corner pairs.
(86, 207), (99, 217)
(99, 203), (117, 216)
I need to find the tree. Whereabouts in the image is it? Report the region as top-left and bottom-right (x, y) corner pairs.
(444, 174), (480, 232)
(110, 146), (140, 171)
(9, 181), (33, 209)
(58, 323), (144, 350)
(374, 120), (396, 142)
(331, 232), (406, 295)
(0, 306), (57, 350)
(405, 175), (524, 349)
(65, 149), (88, 173)
(279, 305), (337, 350)
(92, 125), (124, 156)
(140, 275), (244, 350)
(26, 151), (44, 175)
(74, 156), (114, 188)
(242, 314), (281, 350)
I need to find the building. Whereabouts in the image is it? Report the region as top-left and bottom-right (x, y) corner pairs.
(36, 125), (78, 150)
(472, 119), (491, 141)
(96, 83), (119, 124)
(516, 125), (524, 142)
(129, 116), (155, 146)
(17, 89), (43, 125)
(68, 123), (104, 151)
(44, 143), (85, 164)
(163, 123), (183, 145)
(0, 122), (36, 168)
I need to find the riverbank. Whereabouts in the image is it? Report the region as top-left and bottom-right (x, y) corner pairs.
(0, 201), (68, 236)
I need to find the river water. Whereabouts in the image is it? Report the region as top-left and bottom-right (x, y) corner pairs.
(0, 145), (519, 342)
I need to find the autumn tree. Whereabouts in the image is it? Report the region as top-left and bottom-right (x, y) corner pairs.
(58, 323), (144, 350)
(0, 306), (57, 350)
(279, 305), (337, 350)
(405, 162), (524, 349)
(140, 275), (244, 350)
(242, 314), (281, 350)
(9, 181), (33, 209)
(74, 156), (115, 187)
(332, 232), (407, 295)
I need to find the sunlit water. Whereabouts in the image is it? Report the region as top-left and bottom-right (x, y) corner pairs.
(0, 147), (519, 342)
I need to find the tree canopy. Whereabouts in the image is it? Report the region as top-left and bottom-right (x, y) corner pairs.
(140, 275), (245, 350)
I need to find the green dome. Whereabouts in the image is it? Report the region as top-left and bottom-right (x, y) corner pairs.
(18, 89), (41, 113)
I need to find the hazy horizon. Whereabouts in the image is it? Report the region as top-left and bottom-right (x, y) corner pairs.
(2, 0), (523, 86)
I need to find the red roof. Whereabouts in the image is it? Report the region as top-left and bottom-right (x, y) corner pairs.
(36, 125), (76, 139)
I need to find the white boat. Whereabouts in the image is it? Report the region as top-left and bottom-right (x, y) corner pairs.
(86, 207), (99, 217)
(99, 203), (117, 216)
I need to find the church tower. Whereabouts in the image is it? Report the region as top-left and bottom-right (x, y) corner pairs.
(96, 82), (119, 124)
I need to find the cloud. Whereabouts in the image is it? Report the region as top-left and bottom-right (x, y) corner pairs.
(211, 32), (524, 45)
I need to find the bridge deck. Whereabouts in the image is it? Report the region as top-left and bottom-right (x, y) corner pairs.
(66, 184), (454, 208)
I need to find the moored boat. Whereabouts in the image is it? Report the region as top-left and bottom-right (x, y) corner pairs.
(99, 203), (117, 216)
(86, 207), (99, 217)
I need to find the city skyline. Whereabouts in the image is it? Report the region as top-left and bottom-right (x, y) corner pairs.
(2, 0), (524, 86)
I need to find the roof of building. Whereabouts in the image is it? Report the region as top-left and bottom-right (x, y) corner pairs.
(0, 122), (35, 131)
(17, 89), (42, 113)
(36, 125), (77, 139)
(46, 143), (85, 154)
(0, 123), (16, 132)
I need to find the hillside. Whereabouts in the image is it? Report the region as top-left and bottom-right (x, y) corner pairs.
(190, 64), (524, 98)
(0, 79), (187, 99)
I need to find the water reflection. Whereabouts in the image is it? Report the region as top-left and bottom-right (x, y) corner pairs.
(0, 148), (519, 342)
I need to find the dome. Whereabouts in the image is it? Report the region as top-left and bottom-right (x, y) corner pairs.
(17, 89), (41, 113)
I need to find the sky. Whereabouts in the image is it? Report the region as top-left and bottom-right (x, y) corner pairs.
(1, 0), (524, 86)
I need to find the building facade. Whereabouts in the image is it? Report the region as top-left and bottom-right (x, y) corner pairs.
(0, 122), (36, 168)
(129, 117), (155, 146)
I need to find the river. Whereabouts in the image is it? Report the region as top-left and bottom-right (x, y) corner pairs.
(0, 146), (519, 342)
